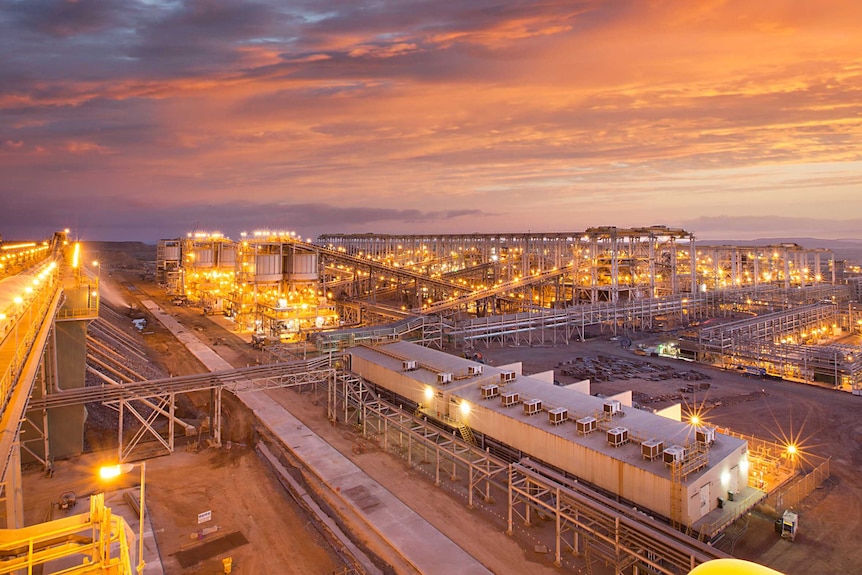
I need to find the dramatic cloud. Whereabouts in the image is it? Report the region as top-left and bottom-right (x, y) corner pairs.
(1, 0), (860, 241)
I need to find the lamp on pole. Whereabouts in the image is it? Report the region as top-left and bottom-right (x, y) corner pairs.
(99, 461), (147, 574)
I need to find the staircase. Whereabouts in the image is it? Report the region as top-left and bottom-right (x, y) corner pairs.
(458, 422), (476, 445)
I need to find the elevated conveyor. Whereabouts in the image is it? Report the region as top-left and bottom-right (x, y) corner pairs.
(0, 270), (63, 527)
(416, 265), (573, 314)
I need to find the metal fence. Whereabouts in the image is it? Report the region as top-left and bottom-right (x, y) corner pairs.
(716, 426), (831, 516)
(762, 458), (831, 514)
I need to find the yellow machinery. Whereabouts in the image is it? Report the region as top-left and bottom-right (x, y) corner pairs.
(690, 559), (785, 575)
(0, 493), (132, 574)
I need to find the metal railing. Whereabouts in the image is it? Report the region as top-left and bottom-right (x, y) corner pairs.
(0, 493), (132, 574)
(0, 271), (61, 418)
(762, 458), (831, 514)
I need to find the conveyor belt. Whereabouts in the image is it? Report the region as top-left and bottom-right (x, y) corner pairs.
(27, 358), (334, 410)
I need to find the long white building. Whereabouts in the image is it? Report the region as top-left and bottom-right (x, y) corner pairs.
(347, 341), (756, 528)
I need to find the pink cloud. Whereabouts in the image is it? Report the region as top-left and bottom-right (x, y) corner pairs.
(1, 1), (861, 241)
(65, 141), (112, 154)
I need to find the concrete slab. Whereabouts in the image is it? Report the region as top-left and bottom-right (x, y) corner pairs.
(241, 391), (492, 574)
(140, 300), (233, 371)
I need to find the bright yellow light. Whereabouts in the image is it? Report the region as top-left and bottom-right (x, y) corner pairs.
(691, 415), (701, 426)
(99, 463), (134, 480)
(72, 242), (80, 268)
(459, 401), (471, 417)
(99, 465), (123, 480)
(424, 387), (434, 402)
(786, 444), (797, 455)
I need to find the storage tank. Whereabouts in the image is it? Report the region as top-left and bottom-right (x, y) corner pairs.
(285, 252), (318, 282)
(193, 247), (214, 268)
(162, 244), (180, 261)
(218, 244), (237, 269)
(255, 254), (283, 281)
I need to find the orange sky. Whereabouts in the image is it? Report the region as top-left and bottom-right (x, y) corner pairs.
(1, 0), (861, 241)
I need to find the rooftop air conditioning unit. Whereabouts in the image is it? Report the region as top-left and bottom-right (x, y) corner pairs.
(437, 372), (453, 384)
(663, 446), (686, 466)
(468, 365), (484, 376)
(641, 439), (664, 461)
(523, 398), (542, 416)
(603, 400), (622, 416)
(500, 371), (517, 383)
(402, 360), (418, 371)
(481, 384), (499, 400)
(576, 416), (597, 435)
(548, 407), (568, 425)
(501, 391), (520, 407)
(696, 426), (716, 446)
(607, 427), (629, 447)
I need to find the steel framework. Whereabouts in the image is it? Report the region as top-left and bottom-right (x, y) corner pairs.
(0, 493), (132, 575)
(27, 359), (335, 462)
(690, 301), (862, 389)
(319, 227), (697, 309)
(158, 229), (838, 336)
(509, 460), (725, 575)
(325, 369), (730, 574)
(450, 294), (709, 347)
(693, 243), (835, 290)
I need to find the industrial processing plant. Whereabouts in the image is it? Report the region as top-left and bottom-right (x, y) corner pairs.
(157, 227), (861, 391)
(1, 225), (859, 574)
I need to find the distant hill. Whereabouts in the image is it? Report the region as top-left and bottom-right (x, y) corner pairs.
(699, 237), (862, 264)
(82, 241), (156, 271)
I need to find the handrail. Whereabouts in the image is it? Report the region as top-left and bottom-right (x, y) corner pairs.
(0, 493), (132, 574)
(0, 267), (61, 418)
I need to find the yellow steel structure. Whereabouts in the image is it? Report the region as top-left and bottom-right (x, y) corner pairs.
(690, 558), (785, 575)
(235, 231), (338, 339)
(0, 493), (132, 574)
(1, 232), (100, 531)
(160, 230), (339, 339)
(0, 241), (53, 280)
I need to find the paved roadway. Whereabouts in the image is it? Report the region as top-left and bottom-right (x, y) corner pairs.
(140, 299), (494, 575)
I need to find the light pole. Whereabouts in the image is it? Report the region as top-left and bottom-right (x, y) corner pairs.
(99, 461), (147, 574)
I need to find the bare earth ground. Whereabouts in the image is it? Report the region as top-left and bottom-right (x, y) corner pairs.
(24, 268), (862, 575)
